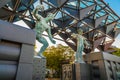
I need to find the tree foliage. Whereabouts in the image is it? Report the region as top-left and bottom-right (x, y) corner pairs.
(43, 44), (75, 77)
(112, 48), (120, 57)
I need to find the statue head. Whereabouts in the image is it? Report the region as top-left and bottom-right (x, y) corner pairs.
(36, 5), (44, 11)
(77, 28), (83, 35)
(47, 13), (55, 20)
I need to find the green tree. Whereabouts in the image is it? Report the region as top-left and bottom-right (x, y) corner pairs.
(112, 48), (120, 57)
(43, 44), (75, 77)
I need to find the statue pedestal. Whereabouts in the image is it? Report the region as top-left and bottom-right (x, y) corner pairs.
(84, 52), (120, 80)
(32, 56), (46, 80)
(62, 63), (90, 80)
(116, 72), (120, 80)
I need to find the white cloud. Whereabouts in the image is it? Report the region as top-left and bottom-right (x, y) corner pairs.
(13, 20), (30, 29)
(112, 38), (120, 48)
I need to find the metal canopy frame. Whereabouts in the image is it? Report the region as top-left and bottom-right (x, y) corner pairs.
(0, 0), (120, 53)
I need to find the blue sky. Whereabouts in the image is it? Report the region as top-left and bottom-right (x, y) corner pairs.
(104, 0), (120, 27)
(104, 0), (120, 47)
(105, 0), (120, 15)
(105, 0), (120, 39)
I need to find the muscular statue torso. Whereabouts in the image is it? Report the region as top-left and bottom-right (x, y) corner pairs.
(33, 5), (56, 58)
(35, 19), (49, 36)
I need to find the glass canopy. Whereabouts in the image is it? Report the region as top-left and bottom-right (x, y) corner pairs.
(0, 0), (120, 52)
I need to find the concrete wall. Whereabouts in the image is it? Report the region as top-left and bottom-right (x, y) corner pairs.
(0, 20), (36, 80)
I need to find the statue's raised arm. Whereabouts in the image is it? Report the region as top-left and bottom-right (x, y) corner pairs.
(32, 5), (44, 20)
